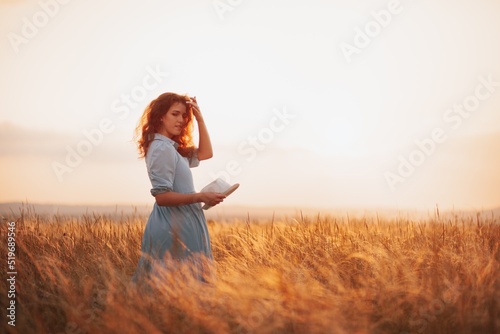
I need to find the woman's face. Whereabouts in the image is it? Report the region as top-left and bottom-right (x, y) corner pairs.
(160, 102), (188, 138)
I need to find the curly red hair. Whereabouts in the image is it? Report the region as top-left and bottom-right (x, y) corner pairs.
(135, 92), (195, 158)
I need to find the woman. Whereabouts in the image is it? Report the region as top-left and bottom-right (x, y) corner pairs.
(132, 92), (225, 283)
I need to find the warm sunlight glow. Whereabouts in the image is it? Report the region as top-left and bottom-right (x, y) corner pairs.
(1, 0), (499, 212)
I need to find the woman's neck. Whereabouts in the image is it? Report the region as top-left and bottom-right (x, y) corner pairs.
(158, 129), (174, 139)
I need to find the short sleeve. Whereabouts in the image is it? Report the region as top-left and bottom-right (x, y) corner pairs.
(146, 141), (178, 196)
(187, 148), (200, 168)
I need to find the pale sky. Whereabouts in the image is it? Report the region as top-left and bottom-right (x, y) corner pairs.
(1, 0), (499, 212)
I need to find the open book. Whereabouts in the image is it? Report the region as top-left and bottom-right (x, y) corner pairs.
(200, 178), (239, 210)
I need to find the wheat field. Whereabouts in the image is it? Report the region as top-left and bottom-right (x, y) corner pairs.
(0, 206), (499, 334)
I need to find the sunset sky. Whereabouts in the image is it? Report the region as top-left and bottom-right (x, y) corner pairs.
(1, 0), (499, 212)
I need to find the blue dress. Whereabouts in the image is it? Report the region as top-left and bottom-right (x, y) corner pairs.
(132, 133), (213, 282)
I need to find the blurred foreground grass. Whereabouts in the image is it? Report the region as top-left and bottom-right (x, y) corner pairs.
(0, 207), (499, 333)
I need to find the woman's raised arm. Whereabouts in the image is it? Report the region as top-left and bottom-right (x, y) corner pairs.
(188, 97), (213, 161)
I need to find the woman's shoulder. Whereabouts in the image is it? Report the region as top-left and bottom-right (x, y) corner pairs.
(149, 138), (171, 150)
(149, 135), (177, 151)
(146, 136), (178, 161)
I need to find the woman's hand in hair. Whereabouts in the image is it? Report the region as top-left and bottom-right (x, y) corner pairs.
(187, 96), (203, 123)
(189, 96), (213, 160)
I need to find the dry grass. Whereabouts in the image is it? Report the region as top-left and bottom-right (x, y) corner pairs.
(0, 206), (499, 334)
